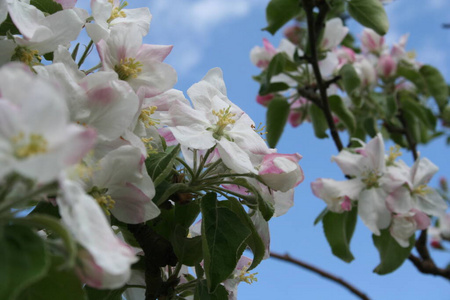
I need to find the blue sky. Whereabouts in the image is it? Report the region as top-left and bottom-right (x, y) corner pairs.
(81, 0), (449, 298)
(139, 0), (450, 299)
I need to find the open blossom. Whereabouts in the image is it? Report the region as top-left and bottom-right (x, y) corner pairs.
(250, 38), (277, 69)
(387, 157), (447, 216)
(223, 256), (258, 300)
(0, 63), (96, 182)
(320, 18), (349, 51)
(86, 0), (151, 43)
(168, 68), (271, 174)
(390, 209), (430, 247)
(57, 177), (137, 289)
(258, 153), (304, 192)
(97, 23), (177, 98)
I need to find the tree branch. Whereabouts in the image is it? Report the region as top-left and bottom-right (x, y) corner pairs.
(303, 0), (344, 152)
(270, 252), (370, 300)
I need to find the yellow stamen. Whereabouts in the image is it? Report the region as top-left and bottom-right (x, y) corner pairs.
(361, 170), (381, 189)
(238, 261), (258, 284)
(107, 0), (128, 23)
(141, 137), (158, 156)
(12, 46), (41, 66)
(386, 145), (402, 166)
(413, 184), (431, 196)
(210, 106), (236, 139)
(251, 123), (268, 137)
(114, 57), (143, 81)
(11, 132), (48, 159)
(90, 186), (115, 214)
(139, 106), (159, 128)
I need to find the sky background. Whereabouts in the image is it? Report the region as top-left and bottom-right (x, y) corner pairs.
(138, 0), (450, 299)
(84, 0), (449, 298)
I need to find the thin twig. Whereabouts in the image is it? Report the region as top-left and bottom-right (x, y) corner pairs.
(303, 0), (344, 152)
(270, 252), (370, 300)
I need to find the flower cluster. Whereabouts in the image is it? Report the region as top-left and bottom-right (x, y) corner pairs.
(0, 1), (304, 298)
(311, 134), (447, 247)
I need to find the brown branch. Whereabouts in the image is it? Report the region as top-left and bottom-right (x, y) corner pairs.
(303, 0), (344, 152)
(270, 252), (370, 300)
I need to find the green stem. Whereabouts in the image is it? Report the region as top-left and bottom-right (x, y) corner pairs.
(78, 40), (94, 68)
(175, 157), (195, 179)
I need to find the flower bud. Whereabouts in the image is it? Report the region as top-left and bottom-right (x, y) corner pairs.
(377, 54), (397, 78)
(256, 93), (274, 106)
(259, 153), (304, 192)
(361, 28), (385, 54)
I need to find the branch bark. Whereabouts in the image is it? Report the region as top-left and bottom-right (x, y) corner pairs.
(270, 252), (370, 300)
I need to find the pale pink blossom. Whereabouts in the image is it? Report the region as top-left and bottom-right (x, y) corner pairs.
(361, 28), (385, 54)
(258, 153), (304, 192)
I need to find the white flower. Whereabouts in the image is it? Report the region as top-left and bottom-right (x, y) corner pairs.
(258, 153), (304, 192)
(0, 63), (96, 182)
(97, 23), (177, 98)
(320, 18), (349, 51)
(57, 177), (137, 289)
(168, 68), (271, 174)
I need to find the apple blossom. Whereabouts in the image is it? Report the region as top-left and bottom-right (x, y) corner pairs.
(361, 28), (385, 54)
(258, 153), (304, 192)
(168, 68), (271, 174)
(0, 63), (96, 183)
(97, 23), (177, 98)
(320, 18), (349, 51)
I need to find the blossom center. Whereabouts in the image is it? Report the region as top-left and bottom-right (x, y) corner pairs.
(210, 106), (236, 139)
(89, 186), (115, 214)
(11, 132), (48, 159)
(12, 46), (41, 66)
(114, 57), (143, 81)
(237, 262), (258, 284)
(412, 184), (431, 196)
(139, 106), (159, 128)
(361, 170), (381, 189)
(386, 145), (402, 166)
(107, 0), (127, 23)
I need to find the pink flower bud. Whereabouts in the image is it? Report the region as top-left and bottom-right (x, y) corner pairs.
(361, 28), (385, 53)
(340, 196), (352, 211)
(259, 153), (304, 192)
(256, 93), (274, 106)
(377, 54), (397, 78)
(283, 25), (302, 45)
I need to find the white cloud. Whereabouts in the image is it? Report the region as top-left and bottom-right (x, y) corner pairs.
(145, 0), (266, 75)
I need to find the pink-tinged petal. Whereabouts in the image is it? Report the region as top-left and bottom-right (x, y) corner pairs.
(61, 125), (97, 165)
(412, 209), (430, 230)
(377, 54), (397, 78)
(386, 186), (412, 214)
(86, 23), (110, 44)
(158, 128), (178, 146)
(259, 153), (303, 192)
(144, 89), (189, 112)
(358, 188), (391, 235)
(222, 184), (251, 195)
(321, 18), (349, 51)
(288, 109), (303, 127)
(341, 196), (352, 211)
(410, 157), (438, 186)
(311, 178), (362, 213)
(54, 0), (77, 9)
(109, 182), (160, 224)
(187, 80), (230, 113)
(136, 44), (173, 63)
(217, 138), (257, 174)
(263, 38), (277, 55)
(256, 94), (274, 106)
(57, 178), (137, 289)
(129, 62), (177, 98)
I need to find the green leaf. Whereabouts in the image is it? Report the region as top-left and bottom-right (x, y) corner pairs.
(218, 199), (266, 270)
(194, 279), (228, 300)
(30, 0), (63, 15)
(323, 208), (357, 263)
(266, 98), (290, 147)
(313, 207), (328, 226)
(17, 255), (87, 300)
(174, 201), (201, 231)
(400, 96), (436, 130)
(308, 103), (329, 139)
(153, 182), (190, 206)
(385, 95), (398, 121)
(396, 63), (427, 93)
(85, 285), (127, 300)
(201, 193), (251, 293)
(259, 82), (290, 96)
(145, 144), (180, 187)
(347, 0), (389, 35)
(339, 64), (361, 103)
(420, 65), (449, 112)
(263, 0), (301, 35)
(172, 226), (203, 266)
(15, 214), (77, 269)
(329, 95), (356, 134)
(266, 53), (287, 80)
(363, 117), (377, 137)
(0, 224), (49, 300)
(372, 229), (415, 275)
